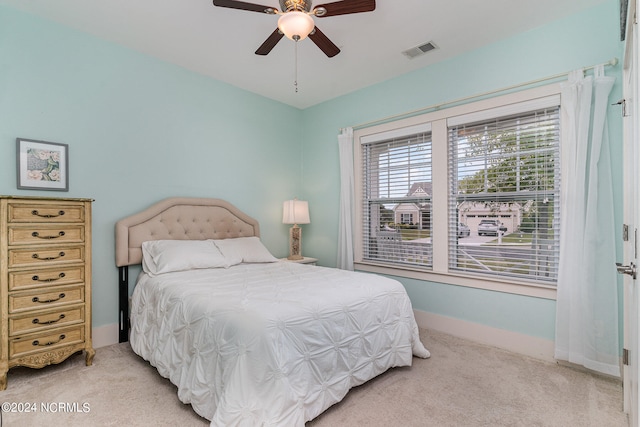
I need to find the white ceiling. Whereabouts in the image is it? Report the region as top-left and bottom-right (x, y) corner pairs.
(0, 0), (608, 109)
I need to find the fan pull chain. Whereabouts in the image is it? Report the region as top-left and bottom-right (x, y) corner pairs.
(294, 40), (299, 93)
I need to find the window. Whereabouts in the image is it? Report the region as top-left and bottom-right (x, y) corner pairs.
(448, 106), (560, 284)
(354, 85), (562, 295)
(360, 124), (433, 268)
(400, 214), (414, 224)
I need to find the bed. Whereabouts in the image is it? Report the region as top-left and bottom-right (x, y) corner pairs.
(115, 197), (429, 426)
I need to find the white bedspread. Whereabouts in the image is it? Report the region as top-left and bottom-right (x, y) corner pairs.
(130, 262), (429, 426)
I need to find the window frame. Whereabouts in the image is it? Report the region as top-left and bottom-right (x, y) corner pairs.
(353, 84), (561, 300)
(448, 104), (561, 283)
(360, 123), (434, 269)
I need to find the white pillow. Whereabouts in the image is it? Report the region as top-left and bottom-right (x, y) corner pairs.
(141, 240), (229, 275)
(212, 236), (278, 264)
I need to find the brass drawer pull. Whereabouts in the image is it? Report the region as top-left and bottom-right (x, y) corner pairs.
(32, 272), (66, 282)
(32, 314), (65, 325)
(32, 293), (65, 304)
(31, 231), (65, 239)
(31, 210), (65, 218)
(32, 334), (65, 347)
(32, 252), (65, 261)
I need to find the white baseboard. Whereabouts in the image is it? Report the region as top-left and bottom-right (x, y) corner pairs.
(413, 309), (555, 362)
(92, 323), (121, 348)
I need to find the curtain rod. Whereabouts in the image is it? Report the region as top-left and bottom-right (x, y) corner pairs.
(349, 57), (618, 131)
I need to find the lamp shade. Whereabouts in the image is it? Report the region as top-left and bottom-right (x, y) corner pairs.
(278, 11), (315, 41)
(283, 199), (310, 224)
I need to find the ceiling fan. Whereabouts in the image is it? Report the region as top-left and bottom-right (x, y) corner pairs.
(212, 0), (376, 58)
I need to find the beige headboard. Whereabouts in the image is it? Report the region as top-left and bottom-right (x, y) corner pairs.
(115, 197), (261, 267)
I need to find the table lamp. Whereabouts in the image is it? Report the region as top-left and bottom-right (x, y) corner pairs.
(282, 198), (310, 260)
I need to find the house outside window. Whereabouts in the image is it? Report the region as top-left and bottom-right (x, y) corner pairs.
(354, 84), (561, 297)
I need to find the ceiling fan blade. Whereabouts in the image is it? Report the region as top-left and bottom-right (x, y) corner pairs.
(255, 29), (285, 55)
(308, 26), (340, 58)
(315, 0), (375, 17)
(212, 0), (274, 13)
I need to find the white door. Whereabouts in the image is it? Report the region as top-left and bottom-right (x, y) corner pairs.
(622, 1), (639, 424)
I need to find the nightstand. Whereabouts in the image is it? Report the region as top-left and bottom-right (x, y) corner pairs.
(280, 257), (318, 265)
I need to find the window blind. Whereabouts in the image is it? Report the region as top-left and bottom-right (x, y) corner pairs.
(362, 130), (433, 268)
(448, 107), (561, 283)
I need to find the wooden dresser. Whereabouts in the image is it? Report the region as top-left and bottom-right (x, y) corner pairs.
(0, 196), (94, 390)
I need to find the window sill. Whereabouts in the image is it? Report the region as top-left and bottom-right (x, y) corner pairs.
(354, 261), (557, 300)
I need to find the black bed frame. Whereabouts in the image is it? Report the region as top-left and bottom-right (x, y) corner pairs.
(119, 266), (129, 343)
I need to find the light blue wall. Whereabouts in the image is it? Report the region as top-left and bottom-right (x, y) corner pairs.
(0, 6), (305, 328)
(300, 0), (624, 342)
(0, 1), (625, 345)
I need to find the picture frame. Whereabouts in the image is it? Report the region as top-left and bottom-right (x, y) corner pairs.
(16, 138), (69, 191)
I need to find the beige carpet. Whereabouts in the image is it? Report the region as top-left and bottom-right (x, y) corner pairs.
(0, 329), (627, 426)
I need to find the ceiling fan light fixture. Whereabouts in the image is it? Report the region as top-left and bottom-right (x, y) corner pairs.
(278, 11), (315, 41)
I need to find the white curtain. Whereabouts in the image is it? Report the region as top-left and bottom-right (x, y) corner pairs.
(555, 66), (619, 376)
(337, 127), (355, 270)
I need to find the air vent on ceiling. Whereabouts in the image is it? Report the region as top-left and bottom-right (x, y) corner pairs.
(402, 41), (438, 59)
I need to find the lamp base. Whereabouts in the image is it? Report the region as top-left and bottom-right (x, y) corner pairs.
(288, 224), (303, 260)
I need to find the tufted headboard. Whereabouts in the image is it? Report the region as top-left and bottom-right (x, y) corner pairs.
(114, 197), (261, 342)
(115, 197), (260, 267)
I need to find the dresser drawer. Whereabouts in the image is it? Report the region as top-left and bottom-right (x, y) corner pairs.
(9, 286), (84, 314)
(8, 245), (84, 269)
(9, 326), (84, 359)
(9, 266), (85, 291)
(8, 225), (85, 246)
(9, 306), (84, 336)
(7, 203), (85, 223)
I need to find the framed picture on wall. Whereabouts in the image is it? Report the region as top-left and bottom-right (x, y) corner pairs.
(16, 138), (69, 191)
